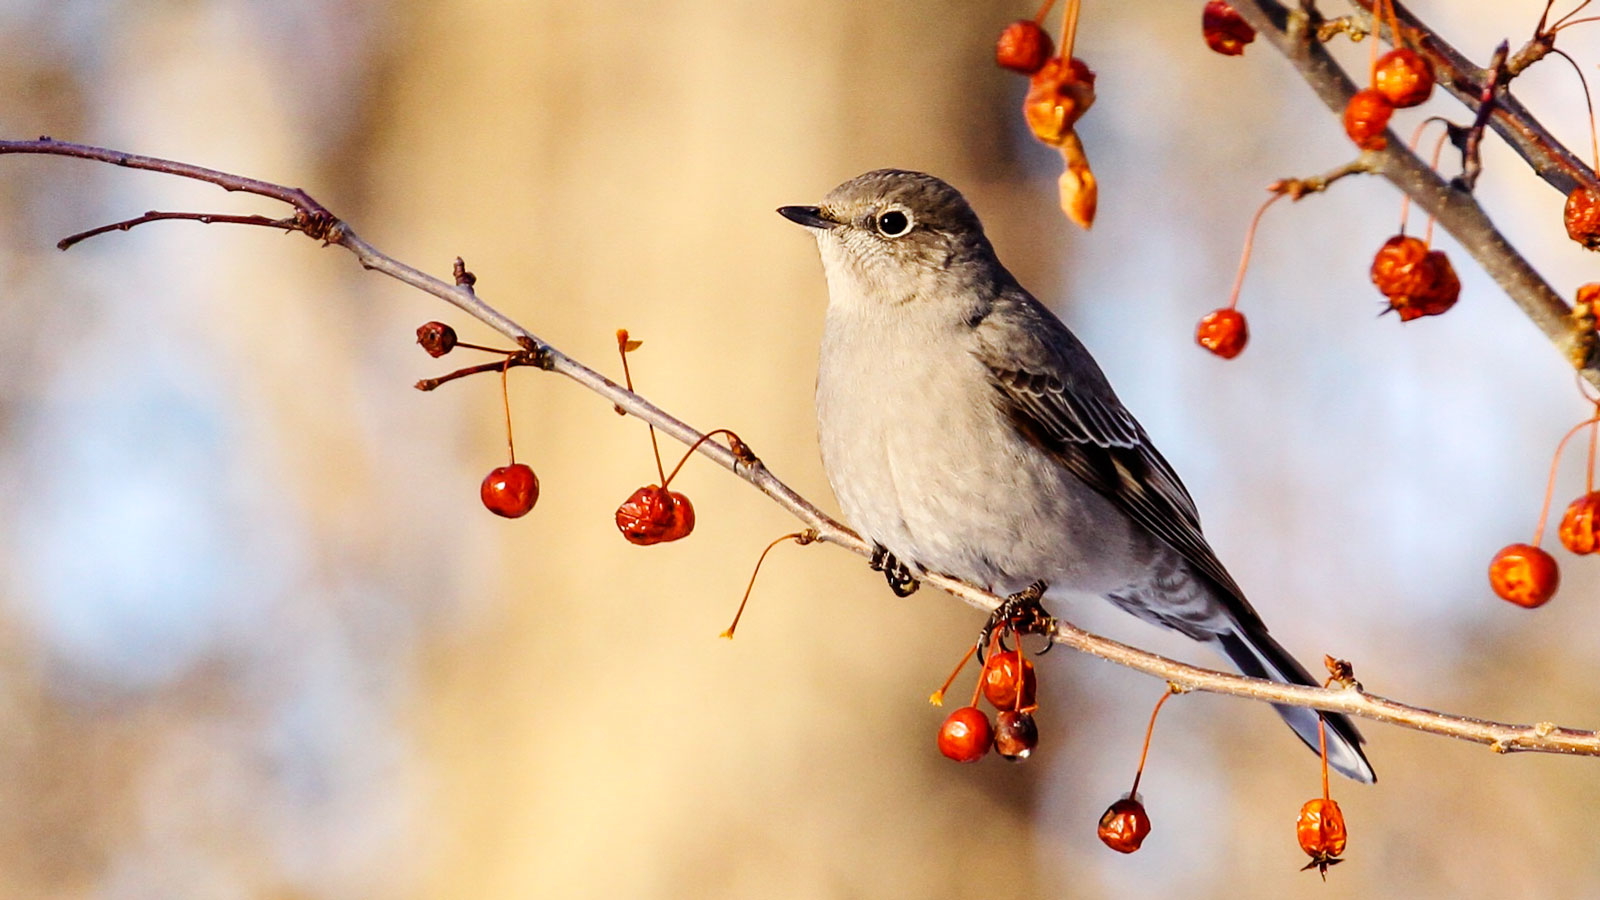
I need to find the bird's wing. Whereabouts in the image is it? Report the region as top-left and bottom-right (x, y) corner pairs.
(972, 291), (1254, 615)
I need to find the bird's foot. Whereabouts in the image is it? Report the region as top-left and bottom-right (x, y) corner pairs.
(868, 543), (920, 597)
(979, 580), (1054, 659)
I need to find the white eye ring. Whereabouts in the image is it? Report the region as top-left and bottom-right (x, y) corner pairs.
(874, 208), (913, 238)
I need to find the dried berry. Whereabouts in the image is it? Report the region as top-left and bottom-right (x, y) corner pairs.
(1296, 797), (1348, 874)
(1023, 57), (1096, 147)
(1488, 543), (1560, 608)
(994, 710), (1039, 761)
(1565, 187), (1600, 249)
(481, 463), (539, 518)
(1370, 235), (1459, 321)
(615, 485), (696, 545)
(1195, 308), (1249, 358)
(1201, 1), (1255, 56)
(1373, 48), (1434, 108)
(1097, 797), (1151, 853)
(980, 650), (1037, 710)
(937, 706), (993, 763)
(995, 19), (1054, 74)
(1343, 88), (1393, 150)
(1558, 492), (1600, 554)
(416, 321), (458, 358)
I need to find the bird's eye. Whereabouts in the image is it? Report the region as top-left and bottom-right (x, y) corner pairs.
(875, 209), (912, 238)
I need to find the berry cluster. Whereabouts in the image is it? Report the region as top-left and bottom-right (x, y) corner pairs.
(995, 0), (1098, 229)
(1341, 0), (1435, 150)
(932, 627), (1042, 764)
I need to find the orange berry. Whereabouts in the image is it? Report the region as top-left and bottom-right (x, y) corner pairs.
(1565, 187), (1600, 249)
(1097, 797), (1151, 853)
(1558, 492), (1600, 554)
(1343, 88), (1393, 150)
(1373, 48), (1434, 108)
(980, 650), (1038, 710)
(1201, 1), (1255, 56)
(1370, 236), (1459, 321)
(1488, 543), (1560, 608)
(1195, 308), (1249, 358)
(937, 706), (993, 763)
(1296, 797), (1348, 870)
(614, 485), (696, 545)
(481, 464), (539, 518)
(995, 20), (1054, 74)
(1023, 57), (1096, 147)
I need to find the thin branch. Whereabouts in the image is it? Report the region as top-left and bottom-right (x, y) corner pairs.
(1226, 2), (1600, 382)
(4, 138), (1599, 758)
(56, 210), (298, 250)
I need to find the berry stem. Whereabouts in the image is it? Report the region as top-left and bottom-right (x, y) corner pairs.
(1317, 715), (1331, 802)
(661, 428), (748, 490)
(1533, 414), (1600, 544)
(1384, 0), (1402, 49)
(930, 641), (980, 706)
(1548, 47), (1598, 171)
(721, 531), (811, 639)
(617, 329), (667, 486)
(499, 356), (516, 464)
(972, 629), (1003, 709)
(1032, 0), (1059, 26)
(1422, 126), (1450, 246)
(1552, 0), (1596, 31)
(1367, 0), (1382, 81)
(1224, 191), (1285, 312)
(1127, 685), (1177, 799)
(1059, 0), (1082, 62)
(454, 340), (514, 354)
(1396, 117), (1448, 235)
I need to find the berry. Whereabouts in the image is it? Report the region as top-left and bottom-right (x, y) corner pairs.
(980, 650), (1038, 710)
(1201, 1), (1255, 56)
(1558, 492), (1600, 554)
(614, 485), (696, 545)
(1343, 88), (1393, 150)
(1373, 48), (1434, 108)
(416, 321), (457, 357)
(1296, 797), (1348, 873)
(994, 710), (1039, 761)
(1488, 543), (1560, 608)
(1195, 308), (1249, 358)
(995, 20), (1054, 75)
(1370, 235), (1459, 321)
(937, 706), (993, 762)
(1097, 797), (1151, 853)
(481, 463), (539, 518)
(1565, 187), (1600, 249)
(1023, 57), (1096, 147)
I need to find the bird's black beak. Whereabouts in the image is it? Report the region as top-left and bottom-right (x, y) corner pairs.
(777, 205), (834, 229)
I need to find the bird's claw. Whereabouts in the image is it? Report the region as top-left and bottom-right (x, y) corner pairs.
(869, 543), (920, 597)
(979, 580), (1054, 661)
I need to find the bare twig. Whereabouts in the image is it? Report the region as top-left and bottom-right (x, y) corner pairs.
(4, 137), (1599, 758)
(1457, 41), (1510, 192)
(57, 210), (298, 250)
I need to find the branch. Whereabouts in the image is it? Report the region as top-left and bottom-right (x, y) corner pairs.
(1227, 2), (1600, 384)
(4, 137), (1598, 759)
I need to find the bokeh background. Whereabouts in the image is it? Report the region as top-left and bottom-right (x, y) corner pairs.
(1, 1), (1598, 897)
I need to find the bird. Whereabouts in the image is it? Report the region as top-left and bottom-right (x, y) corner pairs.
(778, 169), (1374, 783)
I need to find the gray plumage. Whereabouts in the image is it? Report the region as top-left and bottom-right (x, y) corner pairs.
(780, 169), (1374, 783)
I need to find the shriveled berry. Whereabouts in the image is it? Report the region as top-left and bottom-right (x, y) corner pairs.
(1296, 797), (1348, 874)
(937, 706), (993, 763)
(1373, 48), (1434, 108)
(994, 710), (1039, 761)
(980, 650), (1037, 710)
(417, 321), (458, 357)
(615, 485), (696, 545)
(481, 463), (539, 518)
(1370, 236), (1459, 321)
(1565, 187), (1600, 249)
(995, 19), (1054, 74)
(1488, 543), (1560, 608)
(1201, 1), (1255, 56)
(1195, 308), (1249, 358)
(1023, 57), (1096, 147)
(1097, 797), (1151, 853)
(1558, 492), (1600, 554)
(1343, 88), (1393, 150)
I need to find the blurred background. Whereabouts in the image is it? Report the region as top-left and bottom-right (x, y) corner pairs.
(0, 0), (1598, 897)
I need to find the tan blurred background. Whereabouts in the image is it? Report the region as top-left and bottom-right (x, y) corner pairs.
(1, 1), (1598, 897)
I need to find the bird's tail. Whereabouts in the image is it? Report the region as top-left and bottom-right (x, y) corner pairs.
(1213, 621), (1376, 784)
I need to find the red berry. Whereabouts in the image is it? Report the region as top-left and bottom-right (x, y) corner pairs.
(1370, 235), (1459, 321)
(1565, 187), (1600, 249)
(1097, 797), (1151, 853)
(1373, 48), (1434, 108)
(980, 650), (1038, 710)
(416, 321), (458, 357)
(1343, 88), (1393, 150)
(937, 706), (992, 763)
(994, 710), (1039, 761)
(1023, 57), (1096, 147)
(1195, 308), (1249, 358)
(1201, 1), (1255, 56)
(1488, 543), (1560, 608)
(1558, 492), (1600, 554)
(1296, 797), (1348, 873)
(481, 463), (539, 518)
(614, 485), (696, 545)
(995, 20), (1054, 74)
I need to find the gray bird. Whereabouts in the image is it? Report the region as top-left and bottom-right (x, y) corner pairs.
(779, 169), (1374, 783)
